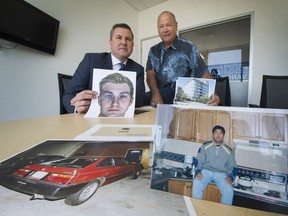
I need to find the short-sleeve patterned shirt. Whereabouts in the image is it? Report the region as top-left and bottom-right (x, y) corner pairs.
(146, 36), (208, 88)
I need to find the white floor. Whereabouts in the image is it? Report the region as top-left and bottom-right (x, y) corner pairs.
(0, 170), (189, 216)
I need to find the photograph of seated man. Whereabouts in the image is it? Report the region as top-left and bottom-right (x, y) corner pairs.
(192, 125), (236, 205)
(98, 72), (134, 117)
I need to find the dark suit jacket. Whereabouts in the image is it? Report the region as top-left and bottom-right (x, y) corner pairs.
(63, 53), (145, 113)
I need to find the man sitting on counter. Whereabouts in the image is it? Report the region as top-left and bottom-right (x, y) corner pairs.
(192, 125), (237, 205)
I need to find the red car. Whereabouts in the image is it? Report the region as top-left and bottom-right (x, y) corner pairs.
(0, 156), (144, 206)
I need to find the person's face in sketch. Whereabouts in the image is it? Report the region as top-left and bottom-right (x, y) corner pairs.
(213, 129), (225, 144)
(157, 12), (178, 48)
(98, 82), (133, 117)
(109, 27), (134, 62)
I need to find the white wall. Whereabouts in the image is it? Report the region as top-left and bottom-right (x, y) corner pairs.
(138, 0), (288, 106)
(0, 0), (139, 121)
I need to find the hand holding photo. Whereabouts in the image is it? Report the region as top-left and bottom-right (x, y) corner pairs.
(173, 77), (216, 106)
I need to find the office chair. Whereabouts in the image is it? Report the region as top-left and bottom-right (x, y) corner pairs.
(57, 73), (73, 114)
(215, 76), (231, 106)
(257, 75), (288, 109)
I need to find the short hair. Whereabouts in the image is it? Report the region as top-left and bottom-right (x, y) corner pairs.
(110, 23), (134, 40)
(99, 73), (134, 97)
(158, 11), (177, 24)
(212, 125), (226, 135)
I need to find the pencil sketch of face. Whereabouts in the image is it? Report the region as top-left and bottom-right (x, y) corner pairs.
(98, 73), (134, 117)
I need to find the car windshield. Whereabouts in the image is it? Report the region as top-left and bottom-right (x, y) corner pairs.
(42, 158), (98, 168)
(114, 158), (129, 166)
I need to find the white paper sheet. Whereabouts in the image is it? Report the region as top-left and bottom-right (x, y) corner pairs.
(74, 124), (155, 142)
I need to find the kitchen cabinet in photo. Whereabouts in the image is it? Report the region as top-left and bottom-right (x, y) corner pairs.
(171, 108), (232, 147)
(232, 112), (258, 140)
(168, 179), (192, 197)
(168, 179), (221, 203)
(194, 109), (216, 142)
(259, 113), (287, 143)
(194, 110), (232, 146)
(172, 108), (195, 140)
(203, 184), (222, 203)
(233, 112), (288, 144)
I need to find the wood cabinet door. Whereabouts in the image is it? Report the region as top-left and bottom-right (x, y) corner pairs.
(215, 111), (233, 148)
(232, 112), (258, 140)
(203, 184), (221, 203)
(168, 179), (192, 197)
(168, 179), (221, 203)
(194, 110), (216, 142)
(172, 108), (195, 141)
(183, 182), (192, 197)
(260, 114), (287, 143)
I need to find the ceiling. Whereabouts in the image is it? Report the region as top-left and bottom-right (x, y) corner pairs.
(124, 0), (168, 11)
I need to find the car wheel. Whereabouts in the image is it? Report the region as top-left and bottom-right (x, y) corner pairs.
(130, 170), (140, 179)
(64, 180), (100, 206)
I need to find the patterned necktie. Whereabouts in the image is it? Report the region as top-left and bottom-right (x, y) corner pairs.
(119, 63), (125, 71)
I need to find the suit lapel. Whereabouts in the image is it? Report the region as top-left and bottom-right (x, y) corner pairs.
(125, 59), (133, 71)
(103, 53), (113, 70)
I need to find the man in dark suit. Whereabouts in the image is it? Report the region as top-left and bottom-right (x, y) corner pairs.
(63, 23), (145, 113)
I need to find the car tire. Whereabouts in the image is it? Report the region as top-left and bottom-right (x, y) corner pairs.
(64, 180), (100, 206)
(130, 170), (140, 179)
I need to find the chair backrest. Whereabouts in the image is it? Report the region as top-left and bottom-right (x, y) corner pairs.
(260, 75), (288, 109)
(215, 76), (231, 106)
(57, 73), (73, 114)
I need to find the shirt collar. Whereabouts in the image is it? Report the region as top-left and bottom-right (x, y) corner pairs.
(111, 53), (127, 70)
(213, 140), (224, 146)
(160, 35), (178, 51)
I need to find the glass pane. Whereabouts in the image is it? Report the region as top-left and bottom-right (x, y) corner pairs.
(180, 16), (251, 107)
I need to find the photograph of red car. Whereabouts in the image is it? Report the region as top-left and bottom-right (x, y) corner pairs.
(0, 140), (150, 206)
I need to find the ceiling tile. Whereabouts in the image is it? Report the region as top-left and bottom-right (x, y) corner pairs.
(124, 0), (168, 11)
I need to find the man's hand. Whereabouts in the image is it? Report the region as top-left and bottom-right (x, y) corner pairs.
(146, 70), (163, 107)
(207, 93), (220, 106)
(150, 92), (163, 107)
(201, 72), (220, 106)
(195, 172), (203, 180)
(225, 176), (233, 185)
(71, 90), (97, 114)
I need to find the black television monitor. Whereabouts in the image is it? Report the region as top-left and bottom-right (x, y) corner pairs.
(0, 0), (60, 55)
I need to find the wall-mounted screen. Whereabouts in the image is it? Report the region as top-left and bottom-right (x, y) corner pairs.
(0, 0), (60, 55)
